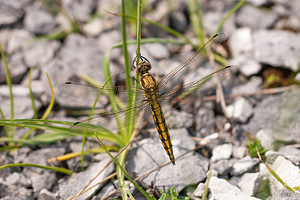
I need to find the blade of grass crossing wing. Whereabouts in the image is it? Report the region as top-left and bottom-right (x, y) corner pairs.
(22, 67), (38, 140)
(42, 72), (55, 120)
(22, 72), (55, 140)
(103, 50), (127, 140)
(81, 77), (112, 170)
(28, 67), (38, 119)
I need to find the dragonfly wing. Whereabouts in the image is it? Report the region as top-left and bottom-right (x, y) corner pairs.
(71, 98), (149, 137)
(58, 81), (145, 109)
(159, 65), (236, 103)
(158, 33), (226, 96)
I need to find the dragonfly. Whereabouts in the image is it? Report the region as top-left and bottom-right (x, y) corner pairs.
(63, 33), (233, 165)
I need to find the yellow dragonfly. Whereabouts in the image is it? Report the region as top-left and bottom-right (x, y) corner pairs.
(63, 33), (232, 165)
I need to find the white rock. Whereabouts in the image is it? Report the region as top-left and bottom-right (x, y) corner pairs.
(226, 97), (253, 123)
(211, 144), (233, 162)
(238, 173), (261, 196)
(229, 28), (253, 58)
(269, 156), (300, 195)
(209, 176), (260, 200)
(256, 129), (274, 150)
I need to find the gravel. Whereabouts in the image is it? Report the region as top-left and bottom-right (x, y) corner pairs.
(1, 0), (300, 199)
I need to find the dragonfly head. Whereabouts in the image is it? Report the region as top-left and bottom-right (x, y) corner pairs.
(134, 56), (152, 75)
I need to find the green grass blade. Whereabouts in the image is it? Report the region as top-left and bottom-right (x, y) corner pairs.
(0, 119), (123, 145)
(28, 67), (38, 119)
(0, 42), (14, 138)
(188, 0), (205, 46)
(214, 0), (246, 34)
(0, 163), (73, 175)
(41, 72), (55, 120)
(0, 108), (10, 137)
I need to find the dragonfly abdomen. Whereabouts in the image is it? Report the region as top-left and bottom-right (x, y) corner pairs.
(150, 102), (175, 164)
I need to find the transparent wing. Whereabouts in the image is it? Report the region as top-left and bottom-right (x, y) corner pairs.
(159, 65), (235, 103)
(58, 81), (145, 104)
(59, 80), (149, 133)
(158, 33), (226, 95)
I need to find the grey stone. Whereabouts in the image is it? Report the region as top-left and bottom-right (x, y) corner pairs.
(38, 189), (58, 200)
(269, 156), (300, 194)
(231, 76), (262, 95)
(195, 102), (215, 137)
(232, 146), (247, 159)
(31, 171), (56, 194)
(0, 29), (13, 51)
(236, 5), (278, 30)
(246, 0), (269, 6)
(230, 57), (261, 77)
(42, 34), (108, 108)
(245, 88), (300, 142)
(238, 173), (261, 196)
(58, 157), (114, 200)
(0, 1), (24, 25)
(4, 172), (31, 187)
(265, 150), (281, 164)
(0, 84), (44, 98)
(203, 11), (225, 36)
(0, 183), (33, 200)
(272, 188), (300, 200)
(144, 43), (170, 60)
(24, 7), (56, 35)
(226, 97), (253, 123)
(192, 183), (205, 198)
(209, 176), (260, 200)
(13, 146), (31, 164)
(253, 30), (300, 71)
(256, 129), (274, 150)
(23, 39), (60, 68)
(230, 156), (259, 176)
(93, 180), (133, 200)
(169, 10), (188, 34)
(229, 28), (253, 58)
(0, 95), (42, 119)
(244, 95), (280, 135)
(167, 109), (194, 129)
(23, 147), (66, 174)
(94, 180), (120, 199)
(279, 145), (300, 166)
(127, 128), (209, 191)
(82, 19), (104, 37)
(213, 159), (233, 176)
(0, 84), (43, 118)
(7, 29), (33, 54)
(61, 0), (97, 22)
(0, 52), (28, 83)
(211, 143), (233, 162)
